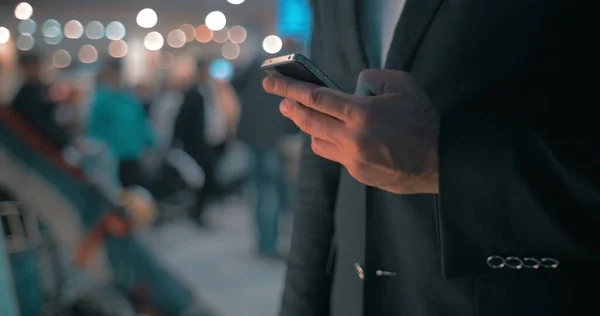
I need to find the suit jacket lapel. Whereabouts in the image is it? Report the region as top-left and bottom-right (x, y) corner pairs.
(385, 0), (445, 70)
(336, 0), (368, 79)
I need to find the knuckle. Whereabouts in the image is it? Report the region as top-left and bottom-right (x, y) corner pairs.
(346, 159), (366, 175)
(279, 99), (288, 109)
(346, 132), (364, 154)
(399, 70), (415, 80)
(276, 78), (289, 96)
(309, 87), (327, 106)
(352, 105), (372, 127)
(358, 69), (378, 83)
(310, 138), (320, 153)
(299, 116), (312, 132)
(297, 109), (314, 132)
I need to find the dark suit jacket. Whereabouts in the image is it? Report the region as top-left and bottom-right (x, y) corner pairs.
(280, 0), (598, 315)
(173, 86), (218, 191)
(12, 83), (69, 149)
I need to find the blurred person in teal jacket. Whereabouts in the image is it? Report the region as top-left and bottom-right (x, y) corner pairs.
(88, 59), (156, 188)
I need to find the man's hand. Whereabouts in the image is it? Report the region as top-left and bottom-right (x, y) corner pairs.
(263, 69), (440, 194)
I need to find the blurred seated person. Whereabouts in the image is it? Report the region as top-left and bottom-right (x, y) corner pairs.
(12, 53), (70, 149)
(87, 58), (156, 188)
(173, 60), (240, 226)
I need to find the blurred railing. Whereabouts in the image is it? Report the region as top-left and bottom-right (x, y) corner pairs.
(0, 105), (216, 316)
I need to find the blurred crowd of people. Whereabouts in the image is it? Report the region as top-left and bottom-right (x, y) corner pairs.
(7, 40), (303, 259)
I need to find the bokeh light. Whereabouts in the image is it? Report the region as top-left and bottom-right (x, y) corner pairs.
(228, 25), (247, 44)
(18, 19), (36, 35)
(262, 35), (282, 54)
(14, 2), (33, 20)
(109, 40), (128, 58)
(212, 28), (229, 44)
(227, 0), (245, 4)
(209, 58), (234, 81)
(180, 24), (196, 42)
(167, 29), (186, 48)
(221, 42), (240, 60)
(144, 31), (164, 51)
(44, 33), (63, 45)
(106, 21), (126, 40)
(137, 8), (158, 28)
(205, 11), (226, 31)
(64, 20), (84, 39)
(195, 25), (213, 43)
(86, 21), (104, 39)
(42, 19), (61, 37)
(0, 27), (11, 45)
(16, 34), (34, 50)
(79, 44), (98, 64)
(52, 49), (72, 68)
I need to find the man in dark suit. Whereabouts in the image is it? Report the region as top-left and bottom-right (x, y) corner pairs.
(265, 0), (597, 315)
(173, 61), (221, 226)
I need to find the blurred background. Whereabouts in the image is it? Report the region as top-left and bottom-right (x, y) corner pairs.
(0, 1), (311, 315)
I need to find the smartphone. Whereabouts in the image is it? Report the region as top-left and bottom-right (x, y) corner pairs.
(261, 53), (343, 91)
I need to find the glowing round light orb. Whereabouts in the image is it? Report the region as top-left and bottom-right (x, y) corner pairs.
(52, 49), (72, 68)
(16, 34), (35, 50)
(167, 29), (186, 48)
(85, 21), (104, 39)
(212, 28), (229, 44)
(0, 27), (11, 45)
(106, 21), (126, 40)
(64, 20), (84, 39)
(14, 2), (33, 20)
(209, 58), (234, 81)
(137, 8), (158, 29)
(262, 35), (282, 54)
(44, 32), (63, 45)
(18, 19), (36, 35)
(42, 19), (61, 37)
(195, 24), (213, 43)
(205, 11), (226, 31)
(180, 24), (196, 42)
(109, 40), (128, 58)
(78, 44), (98, 64)
(227, 0), (245, 4)
(228, 25), (247, 44)
(144, 31), (164, 51)
(221, 42), (240, 60)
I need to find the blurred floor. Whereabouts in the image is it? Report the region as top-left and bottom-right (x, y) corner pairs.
(138, 198), (290, 316)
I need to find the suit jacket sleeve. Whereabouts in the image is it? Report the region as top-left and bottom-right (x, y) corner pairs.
(279, 7), (340, 315)
(280, 135), (340, 316)
(437, 35), (599, 278)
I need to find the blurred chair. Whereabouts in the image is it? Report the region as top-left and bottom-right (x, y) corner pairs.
(1, 198), (44, 316)
(142, 148), (205, 224)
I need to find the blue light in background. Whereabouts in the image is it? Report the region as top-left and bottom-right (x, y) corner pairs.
(277, 0), (312, 42)
(209, 59), (234, 81)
